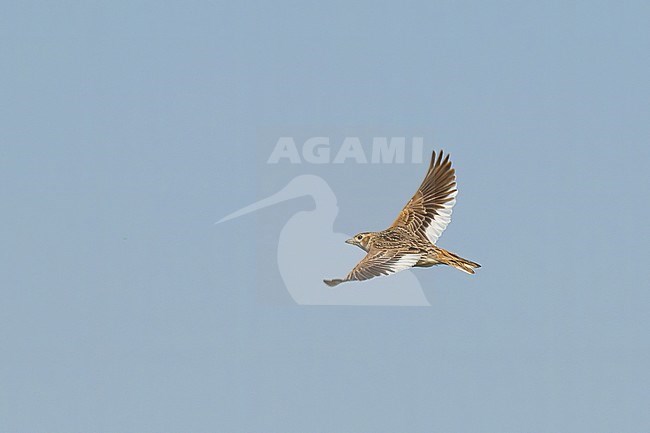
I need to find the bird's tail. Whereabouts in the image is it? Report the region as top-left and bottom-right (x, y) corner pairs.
(438, 249), (481, 275)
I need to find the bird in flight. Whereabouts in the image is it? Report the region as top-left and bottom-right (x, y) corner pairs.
(324, 150), (480, 287)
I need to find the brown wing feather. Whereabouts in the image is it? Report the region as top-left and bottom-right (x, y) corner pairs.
(390, 150), (457, 244)
(323, 248), (421, 286)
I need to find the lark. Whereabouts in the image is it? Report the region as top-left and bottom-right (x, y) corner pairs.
(324, 150), (480, 287)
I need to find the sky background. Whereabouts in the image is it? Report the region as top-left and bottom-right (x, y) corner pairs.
(1, 1), (650, 432)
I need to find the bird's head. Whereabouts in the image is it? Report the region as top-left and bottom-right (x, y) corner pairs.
(345, 232), (373, 251)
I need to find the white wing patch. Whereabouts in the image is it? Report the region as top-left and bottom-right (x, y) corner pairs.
(389, 253), (422, 274)
(424, 190), (457, 244)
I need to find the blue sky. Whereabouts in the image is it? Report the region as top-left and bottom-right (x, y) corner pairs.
(1, 1), (649, 432)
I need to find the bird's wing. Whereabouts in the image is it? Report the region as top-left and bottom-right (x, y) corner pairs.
(390, 150), (457, 244)
(324, 248), (421, 286)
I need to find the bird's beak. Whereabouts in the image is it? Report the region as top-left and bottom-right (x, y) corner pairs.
(345, 238), (355, 245)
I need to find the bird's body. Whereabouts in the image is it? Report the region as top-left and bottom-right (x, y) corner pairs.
(324, 150), (480, 287)
(370, 226), (479, 270)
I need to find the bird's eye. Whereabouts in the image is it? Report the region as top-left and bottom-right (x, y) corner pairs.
(356, 235), (363, 240)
